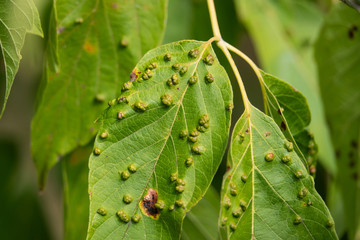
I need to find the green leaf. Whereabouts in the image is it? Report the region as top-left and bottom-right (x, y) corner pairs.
(87, 40), (233, 239)
(0, 0), (43, 118)
(181, 186), (222, 240)
(260, 71), (318, 173)
(62, 146), (92, 240)
(220, 104), (337, 239)
(315, 3), (360, 239)
(235, 0), (337, 174)
(31, 0), (167, 189)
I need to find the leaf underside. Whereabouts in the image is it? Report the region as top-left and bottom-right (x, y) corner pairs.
(31, 0), (167, 188)
(0, 0), (43, 117)
(87, 40), (232, 239)
(315, 3), (360, 238)
(220, 105), (337, 240)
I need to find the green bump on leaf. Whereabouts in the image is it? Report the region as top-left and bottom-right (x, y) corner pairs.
(134, 101), (147, 111)
(132, 214), (141, 223)
(220, 104), (337, 239)
(294, 215), (302, 225)
(128, 164), (137, 173)
(265, 152), (275, 162)
(188, 75), (198, 85)
(185, 156), (193, 167)
(88, 40), (232, 239)
(188, 49), (199, 58)
(155, 200), (165, 210)
(281, 155), (292, 164)
(172, 63), (180, 70)
(175, 200), (185, 208)
(100, 132), (108, 139)
(93, 148), (101, 155)
(123, 194), (133, 204)
(179, 129), (188, 139)
(179, 66), (188, 75)
(205, 73), (214, 83)
(120, 171), (130, 181)
(117, 112), (125, 120)
(161, 94), (173, 106)
(117, 210), (129, 223)
(96, 207), (107, 216)
(122, 82), (133, 91)
(285, 141), (294, 152)
(164, 53), (172, 61)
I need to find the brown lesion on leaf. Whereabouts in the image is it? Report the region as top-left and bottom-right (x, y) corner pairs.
(280, 121), (286, 131)
(139, 188), (160, 219)
(348, 25), (358, 39)
(130, 68), (141, 82)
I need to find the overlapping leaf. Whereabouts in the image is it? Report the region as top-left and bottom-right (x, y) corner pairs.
(0, 0), (43, 117)
(220, 104), (337, 239)
(315, 3), (360, 238)
(260, 71), (318, 172)
(87, 40), (232, 239)
(235, 0), (336, 174)
(31, 0), (167, 188)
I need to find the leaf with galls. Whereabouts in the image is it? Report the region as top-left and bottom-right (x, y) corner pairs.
(220, 104), (337, 239)
(88, 40), (232, 239)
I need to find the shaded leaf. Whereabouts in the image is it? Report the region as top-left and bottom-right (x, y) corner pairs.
(315, 3), (360, 239)
(31, 0), (167, 188)
(260, 71), (318, 173)
(220, 104), (337, 239)
(87, 40), (232, 239)
(0, 0), (43, 117)
(62, 146), (92, 240)
(235, 0), (337, 174)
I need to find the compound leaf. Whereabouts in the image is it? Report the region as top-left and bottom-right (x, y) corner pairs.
(31, 0), (167, 188)
(0, 0), (43, 117)
(220, 104), (337, 239)
(87, 40), (233, 239)
(315, 3), (360, 238)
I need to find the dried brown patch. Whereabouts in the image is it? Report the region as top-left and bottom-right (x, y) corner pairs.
(139, 188), (160, 219)
(130, 68), (140, 82)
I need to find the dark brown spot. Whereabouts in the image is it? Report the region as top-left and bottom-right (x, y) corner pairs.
(226, 166), (231, 172)
(245, 128), (249, 134)
(139, 188), (160, 219)
(264, 132), (271, 137)
(277, 109), (282, 115)
(348, 25), (358, 39)
(351, 140), (358, 148)
(281, 121), (286, 131)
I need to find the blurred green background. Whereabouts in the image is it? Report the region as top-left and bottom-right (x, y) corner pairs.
(0, 0), (355, 239)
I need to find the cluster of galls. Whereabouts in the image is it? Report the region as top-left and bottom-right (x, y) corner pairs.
(96, 163), (142, 223)
(222, 133), (334, 232)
